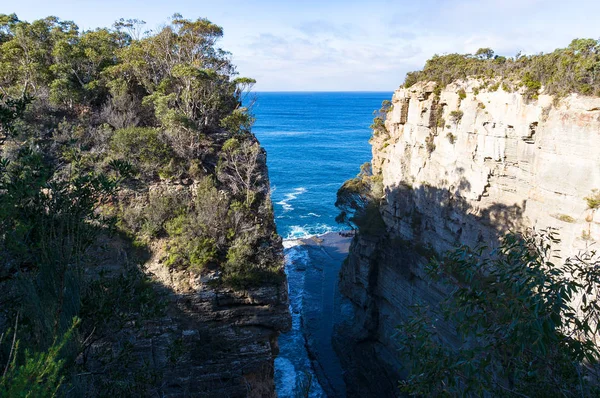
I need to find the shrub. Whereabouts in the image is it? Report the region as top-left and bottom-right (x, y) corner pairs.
(402, 39), (600, 98)
(449, 110), (464, 123)
(188, 237), (218, 271)
(446, 133), (457, 144)
(457, 89), (467, 100)
(522, 72), (542, 99)
(397, 230), (600, 397)
(219, 107), (255, 135)
(224, 235), (254, 275)
(370, 116), (387, 137)
(119, 189), (189, 239)
(557, 214), (576, 223)
(110, 127), (172, 178)
(585, 189), (600, 209)
(425, 135), (436, 153)
(0, 318), (79, 397)
(335, 162), (383, 231)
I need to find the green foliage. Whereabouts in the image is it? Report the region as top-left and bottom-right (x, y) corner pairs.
(119, 189), (189, 238)
(217, 137), (265, 206)
(557, 214), (576, 223)
(0, 318), (79, 397)
(457, 88), (467, 100)
(475, 48), (494, 60)
(397, 230), (600, 397)
(425, 134), (436, 153)
(446, 132), (457, 144)
(335, 162), (384, 233)
(522, 72), (542, 99)
(585, 189), (600, 209)
(403, 39), (600, 98)
(0, 74), (165, 396)
(165, 217), (218, 272)
(224, 235), (254, 274)
(110, 127), (172, 178)
(449, 110), (464, 123)
(0, 145), (124, 342)
(220, 107), (255, 135)
(370, 100), (393, 137)
(0, 12), (282, 394)
(0, 93), (31, 138)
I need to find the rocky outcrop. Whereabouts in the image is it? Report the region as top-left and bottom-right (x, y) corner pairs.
(85, 183), (291, 397)
(335, 80), (600, 395)
(139, 256), (291, 397)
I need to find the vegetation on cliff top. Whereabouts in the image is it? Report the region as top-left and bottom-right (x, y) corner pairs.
(403, 39), (600, 98)
(0, 13), (281, 396)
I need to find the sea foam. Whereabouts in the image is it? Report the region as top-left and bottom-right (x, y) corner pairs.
(276, 187), (308, 212)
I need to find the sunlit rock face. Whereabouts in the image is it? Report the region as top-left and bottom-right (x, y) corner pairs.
(335, 80), (600, 397)
(377, 80), (600, 254)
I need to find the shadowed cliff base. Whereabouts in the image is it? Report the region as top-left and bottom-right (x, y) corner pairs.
(334, 181), (525, 397)
(1, 227), (291, 397)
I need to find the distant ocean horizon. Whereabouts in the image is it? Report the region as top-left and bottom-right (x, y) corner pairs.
(248, 91), (393, 240)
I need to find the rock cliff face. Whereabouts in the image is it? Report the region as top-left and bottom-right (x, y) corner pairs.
(335, 80), (600, 396)
(142, 252), (291, 397)
(86, 180), (292, 397)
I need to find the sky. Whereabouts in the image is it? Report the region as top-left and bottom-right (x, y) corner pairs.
(5, 0), (600, 91)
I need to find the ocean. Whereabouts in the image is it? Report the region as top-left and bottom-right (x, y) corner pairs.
(250, 92), (393, 239)
(249, 92), (393, 397)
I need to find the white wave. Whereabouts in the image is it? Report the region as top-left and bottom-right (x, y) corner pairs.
(284, 245), (309, 264)
(276, 187), (308, 213)
(286, 225), (311, 239)
(299, 212), (322, 219)
(284, 223), (341, 240)
(283, 239), (304, 249)
(276, 244), (326, 398)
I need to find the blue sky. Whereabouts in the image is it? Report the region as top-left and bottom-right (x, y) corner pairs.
(6, 0), (600, 91)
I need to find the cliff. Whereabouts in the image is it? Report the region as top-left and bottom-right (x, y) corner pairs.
(87, 231), (291, 397)
(79, 181), (291, 397)
(335, 79), (600, 396)
(0, 14), (291, 397)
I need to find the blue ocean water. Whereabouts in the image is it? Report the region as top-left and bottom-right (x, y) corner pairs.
(250, 92), (393, 239)
(249, 92), (392, 397)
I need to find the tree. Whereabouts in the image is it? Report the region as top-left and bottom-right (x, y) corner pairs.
(217, 137), (266, 206)
(475, 47), (494, 60)
(396, 229), (600, 397)
(402, 39), (600, 97)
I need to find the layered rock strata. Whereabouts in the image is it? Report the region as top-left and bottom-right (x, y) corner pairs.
(335, 80), (600, 396)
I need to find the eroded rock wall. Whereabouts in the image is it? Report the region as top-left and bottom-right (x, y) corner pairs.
(335, 80), (600, 396)
(84, 181), (291, 398)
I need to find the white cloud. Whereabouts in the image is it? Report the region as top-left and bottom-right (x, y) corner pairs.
(11, 0), (600, 90)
